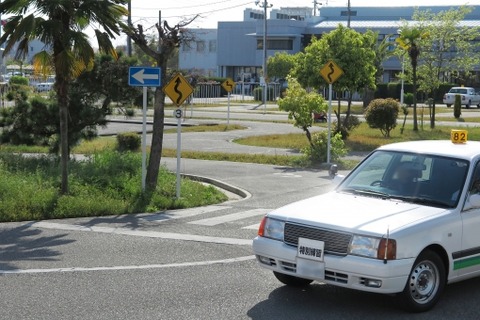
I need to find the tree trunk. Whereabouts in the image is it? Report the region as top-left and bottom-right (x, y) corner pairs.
(145, 87), (165, 191)
(145, 64), (167, 191)
(59, 100), (69, 194)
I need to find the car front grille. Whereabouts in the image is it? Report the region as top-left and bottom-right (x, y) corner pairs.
(284, 222), (352, 255)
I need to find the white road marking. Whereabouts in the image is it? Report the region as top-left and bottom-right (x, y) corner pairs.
(273, 172), (302, 178)
(140, 205), (230, 222)
(243, 223), (260, 230)
(0, 255), (256, 275)
(29, 221), (252, 246)
(188, 208), (270, 226)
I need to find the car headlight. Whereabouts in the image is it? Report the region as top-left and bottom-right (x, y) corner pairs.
(258, 216), (285, 241)
(349, 235), (397, 260)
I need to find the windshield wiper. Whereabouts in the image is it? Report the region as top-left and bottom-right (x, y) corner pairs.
(391, 195), (452, 208)
(341, 188), (391, 199)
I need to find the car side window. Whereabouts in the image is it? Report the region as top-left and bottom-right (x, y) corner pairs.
(463, 162), (480, 211)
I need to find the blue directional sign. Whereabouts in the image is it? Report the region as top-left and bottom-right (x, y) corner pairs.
(128, 67), (161, 87)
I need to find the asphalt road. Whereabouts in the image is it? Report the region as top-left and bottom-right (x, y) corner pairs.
(2, 103), (480, 319)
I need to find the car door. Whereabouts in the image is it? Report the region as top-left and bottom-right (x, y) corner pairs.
(458, 161), (480, 278)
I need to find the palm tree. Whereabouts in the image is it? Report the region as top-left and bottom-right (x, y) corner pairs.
(396, 27), (424, 131)
(0, 0), (129, 194)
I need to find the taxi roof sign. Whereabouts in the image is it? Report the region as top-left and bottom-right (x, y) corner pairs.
(451, 129), (468, 144)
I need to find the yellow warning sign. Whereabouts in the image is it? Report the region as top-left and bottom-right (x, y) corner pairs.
(320, 60), (344, 84)
(221, 78), (236, 92)
(163, 73), (194, 106)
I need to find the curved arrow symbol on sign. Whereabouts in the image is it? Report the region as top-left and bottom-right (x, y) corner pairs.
(327, 63), (335, 83)
(174, 77), (183, 104)
(132, 69), (159, 84)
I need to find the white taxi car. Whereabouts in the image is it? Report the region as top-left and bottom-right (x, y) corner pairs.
(252, 133), (480, 312)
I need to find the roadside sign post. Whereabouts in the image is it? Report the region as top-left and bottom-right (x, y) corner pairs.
(163, 73), (194, 199)
(128, 67), (161, 192)
(221, 78), (236, 126)
(320, 60), (344, 164)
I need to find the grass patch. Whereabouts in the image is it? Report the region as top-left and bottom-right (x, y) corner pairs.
(0, 152), (227, 222)
(164, 123), (247, 133)
(161, 148), (305, 167)
(234, 133), (308, 151)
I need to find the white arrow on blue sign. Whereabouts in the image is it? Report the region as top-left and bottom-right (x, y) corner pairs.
(128, 67), (161, 87)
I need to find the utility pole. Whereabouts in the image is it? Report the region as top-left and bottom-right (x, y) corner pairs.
(256, 0), (273, 109)
(347, 0), (351, 28)
(127, 0), (132, 56)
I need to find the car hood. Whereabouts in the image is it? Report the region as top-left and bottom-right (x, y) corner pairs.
(269, 191), (448, 235)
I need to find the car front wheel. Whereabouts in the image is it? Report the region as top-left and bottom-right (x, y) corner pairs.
(273, 271), (313, 287)
(398, 250), (446, 313)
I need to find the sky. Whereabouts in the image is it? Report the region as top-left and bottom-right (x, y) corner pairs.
(128, 0), (480, 30)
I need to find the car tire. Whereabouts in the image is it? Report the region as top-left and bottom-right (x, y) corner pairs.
(273, 271), (313, 287)
(446, 104), (451, 108)
(398, 250), (446, 313)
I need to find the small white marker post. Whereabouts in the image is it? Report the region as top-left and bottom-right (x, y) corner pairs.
(174, 108), (183, 198)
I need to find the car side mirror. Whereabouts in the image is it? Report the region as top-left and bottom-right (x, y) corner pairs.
(329, 164), (338, 179)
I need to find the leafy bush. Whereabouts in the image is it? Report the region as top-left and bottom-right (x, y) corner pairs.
(364, 98), (400, 137)
(302, 131), (348, 164)
(9, 75), (29, 86)
(334, 115), (361, 139)
(454, 94), (461, 119)
(403, 93), (414, 106)
(116, 132), (141, 151)
(253, 86), (276, 101)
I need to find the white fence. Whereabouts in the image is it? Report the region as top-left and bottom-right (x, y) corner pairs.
(190, 82), (284, 104)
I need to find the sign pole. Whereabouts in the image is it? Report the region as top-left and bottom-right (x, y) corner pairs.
(319, 60), (343, 165)
(141, 86), (147, 191)
(128, 66), (161, 193)
(327, 83), (332, 164)
(227, 91), (231, 126)
(163, 73), (195, 199)
(176, 109), (182, 198)
(221, 78), (236, 127)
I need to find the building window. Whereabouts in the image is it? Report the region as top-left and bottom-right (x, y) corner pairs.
(182, 42), (192, 52)
(341, 10), (357, 16)
(209, 40), (217, 53)
(196, 41), (205, 53)
(250, 12), (265, 19)
(257, 39), (293, 50)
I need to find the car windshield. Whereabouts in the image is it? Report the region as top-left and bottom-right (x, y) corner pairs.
(337, 150), (469, 208)
(449, 88), (468, 94)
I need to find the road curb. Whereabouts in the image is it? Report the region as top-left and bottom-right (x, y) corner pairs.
(181, 173), (252, 201)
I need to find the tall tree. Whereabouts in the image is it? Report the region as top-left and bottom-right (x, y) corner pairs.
(124, 19), (196, 192)
(413, 6), (480, 129)
(0, 0), (129, 194)
(294, 25), (376, 134)
(396, 26), (425, 131)
(267, 51), (298, 80)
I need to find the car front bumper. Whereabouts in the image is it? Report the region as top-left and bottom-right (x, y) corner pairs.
(252, 236), (415, 294)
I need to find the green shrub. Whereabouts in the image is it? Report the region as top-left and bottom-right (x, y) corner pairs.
(454, 94), (462, 119)
(334, 115), (361, 139)
(364, 98), (400, 137)
(253, 86), (276, 101)
(116, 132), (141, 151)
(9, 75), (29, 86)
(403, 93), (414, 107)
(302, 131), (348, 164)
